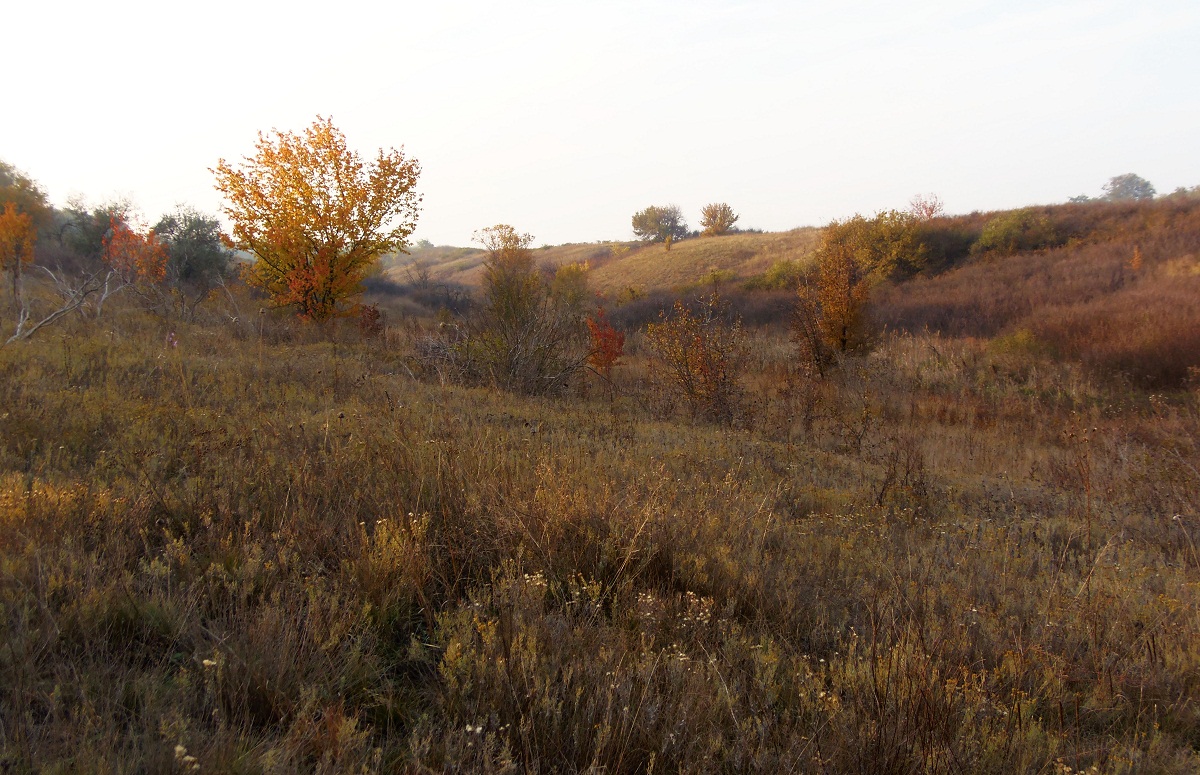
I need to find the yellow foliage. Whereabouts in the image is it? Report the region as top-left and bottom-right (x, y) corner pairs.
(213, 116), (421, 321)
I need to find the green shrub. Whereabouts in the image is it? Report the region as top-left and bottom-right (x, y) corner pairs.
(973, 208), (1059, 255)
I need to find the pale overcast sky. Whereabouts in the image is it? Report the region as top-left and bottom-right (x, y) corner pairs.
(5, 0), (1198, 246)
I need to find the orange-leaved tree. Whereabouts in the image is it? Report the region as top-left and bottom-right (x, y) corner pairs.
(645, 294), (745, 423)
(213, 116), (421, 322)
(94, 218), (168, 317)
(586, 307), (625, 380)
(0, 202), (36, 313)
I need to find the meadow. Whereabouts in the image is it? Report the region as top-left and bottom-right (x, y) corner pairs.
(2, 197), (1199, 773)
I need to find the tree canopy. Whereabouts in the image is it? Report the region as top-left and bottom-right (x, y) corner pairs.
(632, 204), (688, 244)
(213, 116), (422, 321)
(699, 203), (739, 236)
(1103, 173), (1156, 202)
(0, 161), (50, 228)
(154, 207), (236, 287)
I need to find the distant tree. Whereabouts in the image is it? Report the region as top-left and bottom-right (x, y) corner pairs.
(795, 229), (873, 361)
(59, 200), (133, 266)
(907, 193), (944, 221)
(213, 116), (422, 321)
(154, 207), (234, 285)
(823, 210), (926, 281)
(632, 204), (688, 244)
(1103, 173), (1156, 202)
(94, 218), (168, 317)
(1068, 194), (1092, 204)
(699, 203), (739, 236)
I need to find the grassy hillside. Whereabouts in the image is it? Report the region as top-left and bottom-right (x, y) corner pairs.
(384, 228), (821, 295)
(872, 197), (1200, 388)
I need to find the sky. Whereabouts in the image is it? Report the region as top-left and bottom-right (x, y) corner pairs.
(5, 0), (1199, 247)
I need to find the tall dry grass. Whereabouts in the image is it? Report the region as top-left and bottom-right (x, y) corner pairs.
(1, 287), (1198, 771)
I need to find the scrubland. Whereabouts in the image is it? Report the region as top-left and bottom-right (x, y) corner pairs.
(2, 197), (1200, 773)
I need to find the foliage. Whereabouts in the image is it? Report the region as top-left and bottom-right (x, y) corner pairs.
(1103, 172), (1156, 201)
(746, 258), (804, 291)
(908, 192), (944, 220)
(0, 202), (35, 304)
(213, 116), (422, 321)
(549, 261), (590, 313)
(631, 204), (688, 244)
(808, 234), (872, 356)
(793, 210), (924, 361)
(154, 207), (236, 286)
(150, 207), (238, 320)
(699, 202), (739, 236)
(821, 210), (927, 281)
(432, 225), (589, 395)
(0, 160), (50, 228)
(102, 217), (168, 284)
(645, 293), (745, 422)
(477, 224), (541, 334)
(972, 208), (1058, 255)
(58, 200), (132, 266)
(585, 306), (624, 379)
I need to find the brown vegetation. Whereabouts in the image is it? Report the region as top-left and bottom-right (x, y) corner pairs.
(2, 192), (1200, 772)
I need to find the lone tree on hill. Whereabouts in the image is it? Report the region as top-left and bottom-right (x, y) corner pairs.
(699, 202), (739, 236)
(632, 204), (688, 245)
(213, 116), (422, 322)
(1103, 173), (1155, 202)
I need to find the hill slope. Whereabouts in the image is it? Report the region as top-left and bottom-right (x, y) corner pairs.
(384, 228), (821, 294)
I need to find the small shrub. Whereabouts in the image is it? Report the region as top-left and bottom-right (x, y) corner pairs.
(644, 293), (745, 423)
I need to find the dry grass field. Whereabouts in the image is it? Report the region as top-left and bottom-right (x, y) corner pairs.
(2, 197), (1199, 773)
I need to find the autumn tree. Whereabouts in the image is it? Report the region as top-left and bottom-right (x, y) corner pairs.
(972, 208), (1058, 255)
(586, 307), (625, 380)
(795, 211), (926, 365)
(632, 204), (688, 245)
(0, 161), (51, 229)
(213, 116), (421, 321)
(0, 203), (35, 315)
(0, 162), (49, 321)
(92, 218), (169, 317)
(699, 202), (739, 236)
(645, 294), (745, 423)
